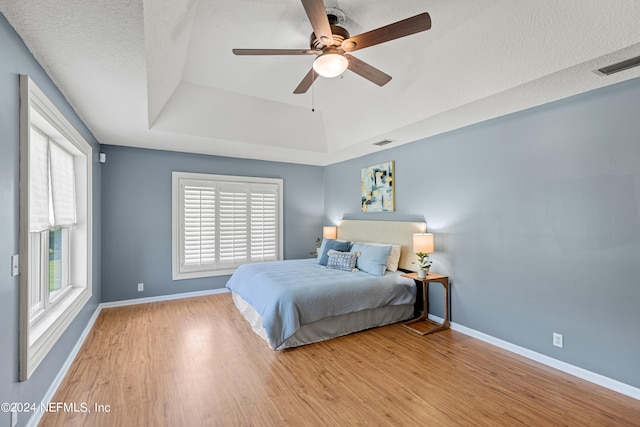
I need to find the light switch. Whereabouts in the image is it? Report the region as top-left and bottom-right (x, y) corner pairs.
(11, 254), (19, 277)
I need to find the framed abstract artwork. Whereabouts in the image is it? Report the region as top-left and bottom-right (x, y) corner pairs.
(361, 161), (395, 212)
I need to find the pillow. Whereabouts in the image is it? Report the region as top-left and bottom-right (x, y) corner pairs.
(386, 245), (402, 272)
(350, 242), (392, 276)
(317, 238), (327, 260)
(326, 250), (359, 272)
(358, 242), (402, 272)
(318, 239), (351, 266)
(317, 238), (351, 260)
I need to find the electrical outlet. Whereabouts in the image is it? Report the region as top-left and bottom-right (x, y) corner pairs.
(137, 282), (144, 292)
(553, 332), (563, 348)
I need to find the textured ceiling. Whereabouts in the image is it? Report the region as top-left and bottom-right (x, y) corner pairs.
(2, 0), (640, 165)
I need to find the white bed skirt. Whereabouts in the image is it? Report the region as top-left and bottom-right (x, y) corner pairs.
(232, 292), (414, 350)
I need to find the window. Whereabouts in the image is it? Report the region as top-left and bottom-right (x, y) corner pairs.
(19, 76), (93, 381)
(172, 172), (283, 279)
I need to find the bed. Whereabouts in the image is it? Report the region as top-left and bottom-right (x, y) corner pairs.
(226, 220), (427, 349)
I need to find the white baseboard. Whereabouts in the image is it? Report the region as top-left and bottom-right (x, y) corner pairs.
(428, 314), (640, 401)
(28, 291), (637, 427)
(26, 304), (103, 427)
(100, 287), (229, 308)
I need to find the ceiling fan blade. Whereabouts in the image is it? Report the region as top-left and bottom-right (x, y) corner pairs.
(293, 68), (319, 94)
(341, 12), (431, 52)
(345, 54), (391, 87)
(301, 0), (333, 46)
(233, 49), (315, 55)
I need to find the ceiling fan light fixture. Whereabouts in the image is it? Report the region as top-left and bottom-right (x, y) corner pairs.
(313, 52), (348, 78)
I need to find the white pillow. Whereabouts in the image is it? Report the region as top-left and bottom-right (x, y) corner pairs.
(386, 245), (402, 272)
(354, 242), (402, 272)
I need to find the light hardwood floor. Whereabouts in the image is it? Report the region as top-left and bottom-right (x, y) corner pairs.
(40, 293), (640, 426)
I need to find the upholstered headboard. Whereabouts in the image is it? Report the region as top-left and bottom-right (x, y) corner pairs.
(337, 220), (427, 271)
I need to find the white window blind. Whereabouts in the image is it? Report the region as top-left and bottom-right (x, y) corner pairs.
(28, 126), (77, 232)
(49, 141), (77, 227)
(28, 127), (50, 232)
(173, 172), (283, 279)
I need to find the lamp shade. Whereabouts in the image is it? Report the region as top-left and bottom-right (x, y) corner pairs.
(323, 226), (337, 240)
(413, 233), (434, 254)
(313, 52), (348, 78)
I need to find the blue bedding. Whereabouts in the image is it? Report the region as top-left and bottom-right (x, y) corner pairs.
(226, 258), (416, 349)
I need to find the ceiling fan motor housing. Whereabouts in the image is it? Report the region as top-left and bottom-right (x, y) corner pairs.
(310, 23), (350, 50)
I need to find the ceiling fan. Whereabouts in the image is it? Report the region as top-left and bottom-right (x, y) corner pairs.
(232, 0), (431, 94)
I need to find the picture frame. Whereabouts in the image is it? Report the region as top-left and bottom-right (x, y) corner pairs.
(361, 161), (395, 212)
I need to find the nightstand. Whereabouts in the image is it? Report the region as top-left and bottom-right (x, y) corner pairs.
(401, 272), (450, 335)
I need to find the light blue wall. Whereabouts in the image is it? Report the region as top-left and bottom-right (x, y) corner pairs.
(0, 13), (101, 427)
(324, 77), (640, 388)
(100, 145), (324, 302)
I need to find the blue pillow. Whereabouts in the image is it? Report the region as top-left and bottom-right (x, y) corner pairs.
(319, 239), (351, 266)
(350, 243), (392, 276)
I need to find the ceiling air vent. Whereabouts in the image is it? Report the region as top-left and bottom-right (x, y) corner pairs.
(594, 55), (640, 76)
(373, 139), (394, 147)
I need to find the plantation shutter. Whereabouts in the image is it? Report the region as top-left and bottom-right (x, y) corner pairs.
(183, 184), (216, 266)
(218, 183), (248, 266)
(250, 183), (278, 262)
(174, 172), (282, 279)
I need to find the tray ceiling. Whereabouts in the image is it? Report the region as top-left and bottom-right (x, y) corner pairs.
(2, 0), (639, 165)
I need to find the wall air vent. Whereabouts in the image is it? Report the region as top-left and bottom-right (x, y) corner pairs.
(373, 139), (394, 147)
(594, 55), (640, 76)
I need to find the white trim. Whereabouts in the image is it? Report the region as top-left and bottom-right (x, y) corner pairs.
(100, 288), (230, 308)
(28, 288), (91, 373)
(19, 75), (93, 381)
(427, 314), (640, 401)
(26, 305), (102, 427)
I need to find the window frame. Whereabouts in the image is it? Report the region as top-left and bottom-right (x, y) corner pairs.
(172, 171), (283, 280)
(19, 75), (93, 381)
(29, 227), (72, 324)
(47, 227), (72, 304)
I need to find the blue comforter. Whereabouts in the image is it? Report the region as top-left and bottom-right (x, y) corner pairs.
(226, 258), (415, 349)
